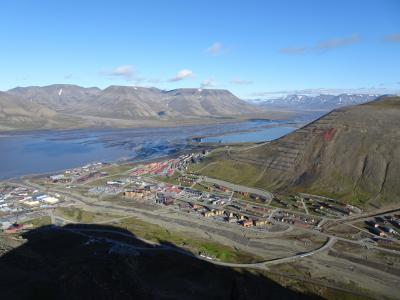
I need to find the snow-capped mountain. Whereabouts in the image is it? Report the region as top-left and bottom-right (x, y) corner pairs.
(247, 94), (381, 110)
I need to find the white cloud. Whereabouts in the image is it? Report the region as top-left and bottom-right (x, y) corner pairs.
(200, 79), (216, 88)
(100, 65), (147, 83)
(231, 78), (253, 85)
(110, 65), (134, 80)
(101, 65), (136, 81)
(205, 42), (222, 55)
(205, 42), (230, 56)
(169, 69), (193, 81)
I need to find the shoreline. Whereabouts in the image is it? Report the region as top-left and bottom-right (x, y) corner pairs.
(0, 112), (297, 135)
(0, 116), (312, 182)
(1, 142), (215, 184)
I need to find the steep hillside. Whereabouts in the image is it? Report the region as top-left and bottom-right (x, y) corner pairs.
(49, 86), (258, 119)
(1, 85), (265, 130)
(195, 96), (400, 206)
(0, 92), (58, 130)
(164, 88), (258, 116)
(8, 84), (101, 113)
(80, 86), (167, 119)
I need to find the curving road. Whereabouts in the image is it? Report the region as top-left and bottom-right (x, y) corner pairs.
(59, 225), (336, 270)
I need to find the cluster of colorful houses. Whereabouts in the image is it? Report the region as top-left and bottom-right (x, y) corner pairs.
(119, 178), (272, 229)
(176, 201), (271, 228)
(129, 152), (209, 178)
(131, 160), (175, 177)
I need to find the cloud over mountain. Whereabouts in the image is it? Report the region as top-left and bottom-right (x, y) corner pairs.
(200, 79), (216, 88)
(169, 69), (193, 81)
(101, 65), (136, 81)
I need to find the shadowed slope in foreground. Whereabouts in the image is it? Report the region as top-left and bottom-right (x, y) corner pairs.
(0, 224), (320, 300)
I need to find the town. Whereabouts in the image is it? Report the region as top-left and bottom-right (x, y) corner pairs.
(2, 150), (400, 251)
(1, 149), (400, 300)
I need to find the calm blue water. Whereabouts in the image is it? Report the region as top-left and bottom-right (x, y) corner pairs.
(201, 126), (296, 143)
(0, 117), (314, 179)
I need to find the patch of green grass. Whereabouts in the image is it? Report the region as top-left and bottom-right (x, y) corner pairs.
(367, 96), (400, 108)
(55, 207), (120, 223)
(114, 217), (260, 264)
(22, 216), (52, 227)
(192, 183), (211, 192)
(197, 160), (262, 186)
(153, 173), (180, 185)
(100, 164), (135, 175)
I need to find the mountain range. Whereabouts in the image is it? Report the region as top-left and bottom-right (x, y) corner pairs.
(195, 96), (400, 207)
(1, 85), (390, 132)
(0, 84), (262, 131)
(247, 94), (382, 111)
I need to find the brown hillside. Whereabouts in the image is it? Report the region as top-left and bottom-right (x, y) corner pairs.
(197, 96), (400, 206)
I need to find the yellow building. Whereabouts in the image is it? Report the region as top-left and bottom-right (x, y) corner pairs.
(124, 189), (151, 199)
(203, 211), (214, 217)
(203, 209), (225, 217)
(253, 219), (268, 226)
(214, 210), (224, 216)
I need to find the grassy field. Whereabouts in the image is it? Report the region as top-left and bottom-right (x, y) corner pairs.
(194, 159), (263, 187)
(192, 183), (212, 192)
(153, 173), (180, 185)
(100, 163), (135, 175)
(22, 216), (52, 227)
(55, 207), (121, 223)
(113, 216), (260, 264)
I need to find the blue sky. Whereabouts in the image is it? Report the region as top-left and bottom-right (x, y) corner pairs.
(0, 0), (399, 98)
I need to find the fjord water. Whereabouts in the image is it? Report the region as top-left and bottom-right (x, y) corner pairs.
(201, 126), (296, 143)
(0, 119), (302, 179)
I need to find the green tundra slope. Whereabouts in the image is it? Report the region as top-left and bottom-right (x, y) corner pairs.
(194, 96), (400, 207)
